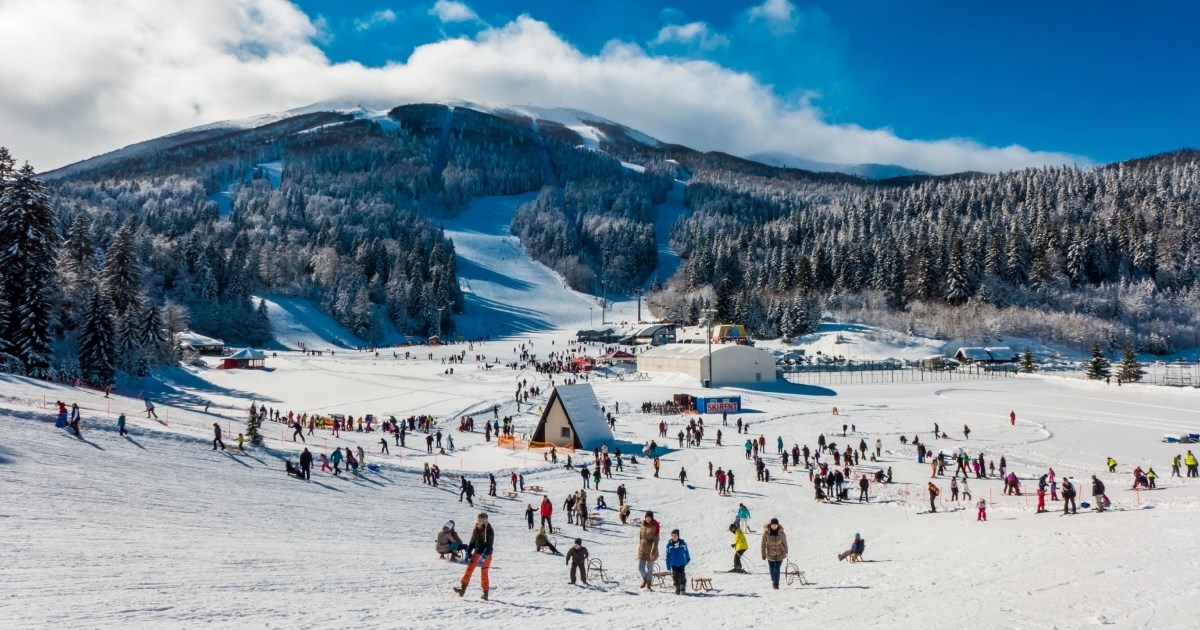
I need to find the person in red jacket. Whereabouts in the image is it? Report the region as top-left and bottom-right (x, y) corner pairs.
(539, 495), (554, 530)
(1009, 410), (1016, 426)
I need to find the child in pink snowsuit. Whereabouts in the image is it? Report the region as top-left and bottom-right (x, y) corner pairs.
(320, 453), (332, 473)
(976, 498), (987, 521)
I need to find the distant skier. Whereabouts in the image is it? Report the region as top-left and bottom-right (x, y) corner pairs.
(144, 396), (157, 419)
(380, 437), (389, 454)
(1009, 410), (1016, 426)
(212, 423), (225, 450)
(292, 420), (304, 442)
(729, 523), (749, 573)
(117, 413), (127, 436)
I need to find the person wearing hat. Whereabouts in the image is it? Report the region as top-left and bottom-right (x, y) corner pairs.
(664, 529), (691, 595)
(565, 538), (590, 585)
(636, 511), (660, 590)
(535, 527), (560, 555)
(454, 512), (495, 600)
(838, 533), (866, 561)
(436, 520), (466, 560)
(761, 518), (788, 589)
(729, 522), (749, 573)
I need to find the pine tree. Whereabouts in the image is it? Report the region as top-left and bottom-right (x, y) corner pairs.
(1084, 342), (1111, 380)
(78, 290), (116, 385)
(0, 162), (60, 376)
(1019, 347), (1036, 373)
(1116, 343), (1143, 383)
(246, 402), (263, 446)
(139, 300), (170, 364)
(944, 239), (972, 305)
(102, 222), (141, 318)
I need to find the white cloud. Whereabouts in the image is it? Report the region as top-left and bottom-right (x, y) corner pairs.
(0, 0), (1084, 174)
(748, 0), (797, 35)
(429, 0), (478, 24)
(354, 9), (396, 32)
(652, 22), (729, 51)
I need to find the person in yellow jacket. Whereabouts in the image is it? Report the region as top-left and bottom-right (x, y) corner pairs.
(729, 523), (749, 573)
(1106, 457), (1118, 473)
(1185, 450), (1198, 478)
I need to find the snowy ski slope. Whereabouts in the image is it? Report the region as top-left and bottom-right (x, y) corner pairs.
(2, 195), (1200, 628)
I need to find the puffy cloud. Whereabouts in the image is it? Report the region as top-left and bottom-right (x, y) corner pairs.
(0, 0), (1084, 174)
(652, 22), (729, 51)
(429, 0), (478, 24)
(747, 0), (797, 34)
(354, 9), (396, 32)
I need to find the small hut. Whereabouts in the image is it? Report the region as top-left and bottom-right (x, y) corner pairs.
(221, 348), (267, 369)
(530, 384), (615, 449)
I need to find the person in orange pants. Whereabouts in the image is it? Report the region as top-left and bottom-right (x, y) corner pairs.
(454, 513), (495, 600)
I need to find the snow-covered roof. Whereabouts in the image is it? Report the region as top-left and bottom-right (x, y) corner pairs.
(178, 332), (224, 347)
(227, 348), (267, 360)
(985, 347), (1017, 360)
(955, 347), (993, 360)
(553, 384), (614, 448)
(639, 343), (754, 359)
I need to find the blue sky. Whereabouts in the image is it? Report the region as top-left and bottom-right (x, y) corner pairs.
(1, 1), (1195, 171)
(299, 0), (1200, 164)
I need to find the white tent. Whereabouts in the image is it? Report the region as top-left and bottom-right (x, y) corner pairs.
(637, 343), (777, 386)
(530, 384), (614, 449)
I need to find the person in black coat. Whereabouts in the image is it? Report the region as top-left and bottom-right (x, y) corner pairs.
(455, 513), (496, 599)
(1091, 475), (1106, 512)
(565, 538), (590, 585)
(299, 448), (313, 480)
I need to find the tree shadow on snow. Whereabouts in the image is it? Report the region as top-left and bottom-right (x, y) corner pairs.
(224, 451), (253, 468)
(0, 444), (15, 465)
(308, 479), (344, 493)
(123, 435), (147, 450)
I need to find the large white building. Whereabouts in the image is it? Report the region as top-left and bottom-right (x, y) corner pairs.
(637, 343), (777, 386)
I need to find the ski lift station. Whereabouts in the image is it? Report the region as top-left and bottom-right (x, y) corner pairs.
(637, 343), (778, 387)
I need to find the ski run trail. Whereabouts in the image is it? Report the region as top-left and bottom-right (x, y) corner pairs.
(3, 195), (1200, 629)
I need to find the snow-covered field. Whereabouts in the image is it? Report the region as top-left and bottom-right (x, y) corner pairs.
(3, 195), (1199, 628)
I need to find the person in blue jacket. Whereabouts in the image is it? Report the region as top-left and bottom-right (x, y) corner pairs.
(665, 528), (691, 595)
(736, 503), (751, 530)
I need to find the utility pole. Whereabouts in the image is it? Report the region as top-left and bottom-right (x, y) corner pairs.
(601, 280), (607, 325)
(633, 287), (643, 323)
(703, 307), (716, 388)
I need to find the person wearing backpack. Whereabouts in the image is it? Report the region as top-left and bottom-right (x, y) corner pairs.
(927, 481), (940, 513)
